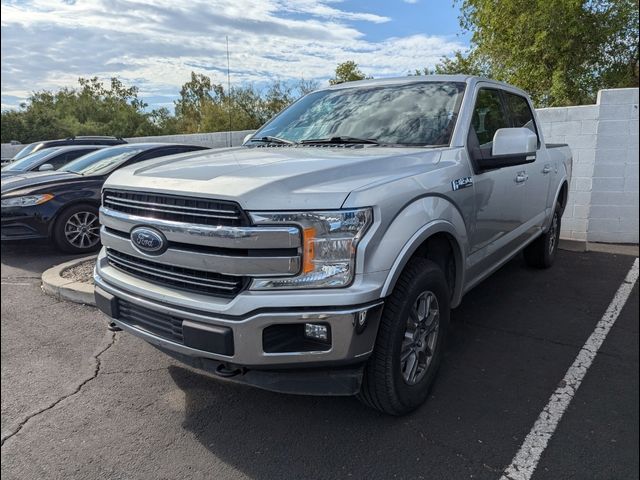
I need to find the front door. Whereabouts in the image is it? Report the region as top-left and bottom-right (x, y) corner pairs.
(467, 88), (525, 259)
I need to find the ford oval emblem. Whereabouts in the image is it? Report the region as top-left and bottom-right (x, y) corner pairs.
(130, 227), (167, 254)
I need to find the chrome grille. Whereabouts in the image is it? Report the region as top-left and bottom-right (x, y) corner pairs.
(103, 190), (246, 227)
(106, 249), (245, 297)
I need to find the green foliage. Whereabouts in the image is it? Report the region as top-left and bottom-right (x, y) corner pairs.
(0, 74), (319, 143)
(456, 0), (639, 106)
(412, 50), (492, 77)
(329, 61), (372, 85)
(0, 77), (171, 143)
(173, 74), (319, 133)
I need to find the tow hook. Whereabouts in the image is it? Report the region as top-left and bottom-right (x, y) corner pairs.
(107, 321), (122, 332)
(215, 363), (244, 378)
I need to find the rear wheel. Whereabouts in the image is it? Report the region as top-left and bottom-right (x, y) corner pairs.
(358, 258), (450, 415)
(524, 202), (561, 269)
(52, 204), (101, 254)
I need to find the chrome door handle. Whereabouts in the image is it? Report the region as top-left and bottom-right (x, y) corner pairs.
(542, 164), (552, 174)
(515, 172), (529, 183)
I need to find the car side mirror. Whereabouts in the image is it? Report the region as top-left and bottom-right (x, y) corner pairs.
(243, 134), (253, 145)
(39, 163), (54, 171)
(491, 128), (537, 157)
(475, 128), (538, 171)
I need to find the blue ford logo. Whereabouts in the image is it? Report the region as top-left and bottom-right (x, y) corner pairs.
(130, 227), (167, 254)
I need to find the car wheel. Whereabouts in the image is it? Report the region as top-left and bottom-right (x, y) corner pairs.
(358, 258), (450, 415)
(524, 202), (561, 269)
(52, 204), (101, 254)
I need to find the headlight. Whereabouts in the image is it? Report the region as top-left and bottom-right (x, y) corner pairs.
(250, 208), (373, 289)
(1, 194), (54, 208)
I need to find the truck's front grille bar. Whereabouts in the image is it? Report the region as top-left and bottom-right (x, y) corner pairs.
(106, 249), (246, 297)
(103, 190), (247, 227)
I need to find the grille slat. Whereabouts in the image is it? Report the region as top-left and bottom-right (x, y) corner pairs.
(103, 190), (246, 226)
(106, 249), (245, 297)
(118, 300), (184, 343)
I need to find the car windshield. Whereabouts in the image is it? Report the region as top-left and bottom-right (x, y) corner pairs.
(62, 145), (149, 176)
(251, 81), (466, 146)
(12, 143), (40, 161)
(2, 148), (61, 171)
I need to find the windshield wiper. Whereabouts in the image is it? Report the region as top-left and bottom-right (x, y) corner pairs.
(249, 136), (297, 145)
(299, 136), (379, 145)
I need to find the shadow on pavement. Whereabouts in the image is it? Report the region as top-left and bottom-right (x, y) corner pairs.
(1, 239), (88, 277)
(165, 251), (636, 480)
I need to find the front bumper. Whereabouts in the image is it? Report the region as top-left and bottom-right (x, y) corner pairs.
(1, 205), (51, 240)
(94, 251), (386, 371)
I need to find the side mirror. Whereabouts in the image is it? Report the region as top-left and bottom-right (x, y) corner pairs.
(39, 163), (54, 172)
(243, 134), (253, 145)
(491, 128), (537, 157)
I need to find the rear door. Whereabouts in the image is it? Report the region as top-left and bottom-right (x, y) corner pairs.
(503, 92), (550, 233)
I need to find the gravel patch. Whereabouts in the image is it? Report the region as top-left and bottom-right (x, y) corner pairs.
(61, 259), (95, 284)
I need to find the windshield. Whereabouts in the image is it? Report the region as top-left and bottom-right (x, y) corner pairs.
(2, 148), (61, 172)
(252, 81), (466, 146)
(62, 145), (149, 176)
(12, 143), (40, 161)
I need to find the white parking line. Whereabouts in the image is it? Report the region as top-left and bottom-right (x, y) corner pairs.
(500, 257), (639, 480)
(1, 281), (33, 286)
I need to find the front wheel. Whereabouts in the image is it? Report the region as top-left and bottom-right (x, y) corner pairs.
(52, 204), (101, 254)
(524, 202), (561, 269)
(358, 258), (450, 415)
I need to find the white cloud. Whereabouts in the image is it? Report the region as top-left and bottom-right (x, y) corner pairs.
(403, 0), (420, 4)
(0, 0), (464, 110)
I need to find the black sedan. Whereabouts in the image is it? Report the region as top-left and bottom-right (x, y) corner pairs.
(1, 145), (107, 178)
(1, 143), (208, 253)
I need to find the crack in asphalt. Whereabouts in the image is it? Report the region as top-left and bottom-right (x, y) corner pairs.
(0, 331), (117, 448)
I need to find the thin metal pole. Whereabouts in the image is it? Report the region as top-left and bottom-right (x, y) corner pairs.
(226, 35), (232, 147)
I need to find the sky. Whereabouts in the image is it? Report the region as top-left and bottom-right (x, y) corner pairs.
(0, 0), (470, 111)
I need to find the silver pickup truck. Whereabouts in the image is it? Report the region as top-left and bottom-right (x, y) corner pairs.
(94, 75), (572, 415)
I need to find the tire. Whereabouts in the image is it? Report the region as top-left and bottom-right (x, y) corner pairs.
(523, 202), (561, 269)
(52, 203), (102, 254)
(358, 258), (450, 415)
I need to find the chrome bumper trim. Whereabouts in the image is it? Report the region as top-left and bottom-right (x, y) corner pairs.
(101, 227), (300, 277)
(99, 206), (301, 249)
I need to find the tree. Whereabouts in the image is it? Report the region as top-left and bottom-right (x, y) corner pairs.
(412, 50), (492, 77)
(0, 77), (173, 143)
(329, 61), (371, 85)
(456, 0), (639, 106)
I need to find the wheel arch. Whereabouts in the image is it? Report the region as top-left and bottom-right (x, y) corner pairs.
(380, 219), (467, 308)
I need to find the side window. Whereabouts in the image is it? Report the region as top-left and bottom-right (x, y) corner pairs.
(46, 152), (76, 169)
(504, 92), (538, 137)
(470, 89), (510, 147)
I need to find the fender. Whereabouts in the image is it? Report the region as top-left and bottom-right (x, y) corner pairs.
(544, 175), (569, 232)
(363, 195), (469, 307)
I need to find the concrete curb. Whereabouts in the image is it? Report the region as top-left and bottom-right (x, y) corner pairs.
(560, 239), (639, 257)
(41, 255), (97, 306)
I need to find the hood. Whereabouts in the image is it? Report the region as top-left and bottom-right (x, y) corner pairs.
(106, 146), (444, 210)
(1, 171), (23, 179)
(1, 171), (82, 195)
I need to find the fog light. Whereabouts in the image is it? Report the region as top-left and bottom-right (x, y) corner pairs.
(355, 310), (368, 334)
(304, 323), (329, 342)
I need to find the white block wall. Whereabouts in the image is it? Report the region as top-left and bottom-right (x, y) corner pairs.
(537, 88), (639, 244)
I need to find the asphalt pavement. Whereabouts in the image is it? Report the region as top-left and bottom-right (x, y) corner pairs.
(1, 240), (638, 480)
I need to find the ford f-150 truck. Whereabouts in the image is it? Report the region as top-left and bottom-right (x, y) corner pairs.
(94, 76), (572, 415)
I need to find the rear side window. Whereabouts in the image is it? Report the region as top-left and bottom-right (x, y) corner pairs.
(470, 89), (510, 146)
(504, 92), (537, 137)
